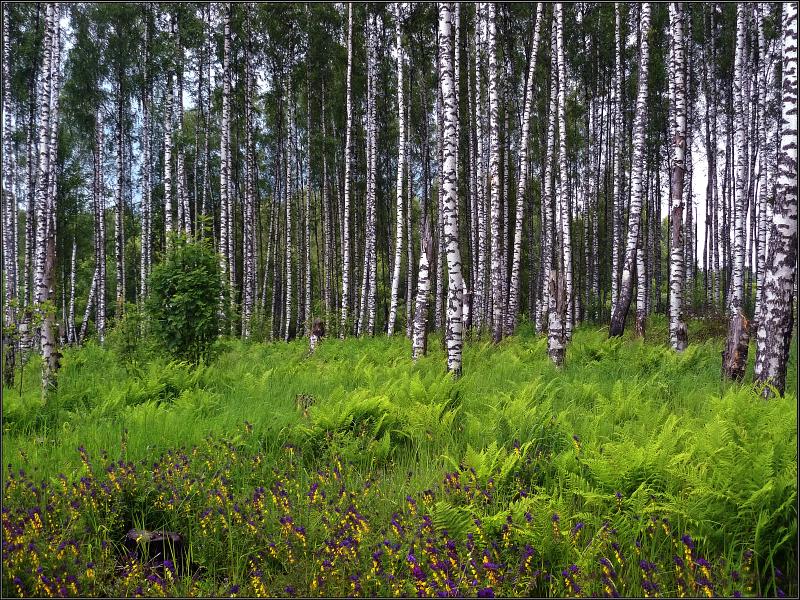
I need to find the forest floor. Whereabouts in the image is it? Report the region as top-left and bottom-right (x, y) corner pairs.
(1, 315), (797, 597)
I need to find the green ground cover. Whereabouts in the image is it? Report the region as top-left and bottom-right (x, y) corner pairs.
(2, 315), (796, 597)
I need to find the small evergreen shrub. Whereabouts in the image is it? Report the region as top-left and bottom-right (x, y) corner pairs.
(146, 234), (226, 363)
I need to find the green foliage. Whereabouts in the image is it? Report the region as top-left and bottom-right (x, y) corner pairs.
(106, 302), (151, 363)
(1, 316), (796, 597)
(145, 234), (225, 363)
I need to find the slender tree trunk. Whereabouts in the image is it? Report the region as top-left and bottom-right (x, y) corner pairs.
(242, 14), (256, 339)
(304, 74), (313, 338)
(610, 3), (624, 321)
(219, 7), (231, 325)
(285, 79), (295, 342)
(405, 84), (415, 339)
(486, 2), (503, 343)
(34, 5), (60, 395)
(94, 111), (106, 344)
(539, 17), (558, 338)
(140, 6), (152, 300)
(164, 70), (174, 242)
(412, 219), (432, 360)
(754, 2), (797, 397)
(340, 3), (353, 337)
(609, 3), (652, 338)
(666, 3), (690, 351)
(754, 4), (770, 328)
(723, 4), (752, 380)
(115, 78), (125, 318)
(506, 2), (543, 336)
(388, 2), (407, 336)
(439, 2), (463, 375)
(3, 6), (18, 385)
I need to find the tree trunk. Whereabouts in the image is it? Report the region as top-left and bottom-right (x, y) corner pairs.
(723, 4), (751, 380)
(242, 13), (256, 339)
(609, 3), (652, 338)
(412, 219), (432, 361)
(34, 5), (60, 396)
(667, 2), (689, 351)
(487, 2), (503, 343)
(439, 2), (464, 376)
(115, 79), (125, 318)
(3, 5), (18, 385)
(754, 2), (797, 397)
(505, 2), (543, 336)
(340, 3), (353, 338)
(219, 6), (231, 326)
(610, 3), (624, 321)
(388, 3), (406, 336)
(140, 6), (152, 300)
(538, 18), (559, 338)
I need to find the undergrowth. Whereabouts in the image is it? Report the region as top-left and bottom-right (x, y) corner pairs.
(1, 315), (796, 597)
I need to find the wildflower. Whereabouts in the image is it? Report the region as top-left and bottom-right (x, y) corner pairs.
(696, 557), (711, 579)
(406, 495), (418, 516)
(477, 587), (495, 598)
(570, 521), (584, 540)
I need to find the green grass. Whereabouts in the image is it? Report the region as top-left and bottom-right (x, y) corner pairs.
(2, 315), (796, 597)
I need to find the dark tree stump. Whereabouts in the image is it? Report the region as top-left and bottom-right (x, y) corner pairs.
(124, 529), (186, 570)
(722, 310), (749, 381)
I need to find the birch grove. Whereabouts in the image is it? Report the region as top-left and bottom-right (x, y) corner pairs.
(1, 2), (795, 395)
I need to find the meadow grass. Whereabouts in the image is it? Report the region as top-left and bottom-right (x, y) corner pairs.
(1, 315), (796, 597)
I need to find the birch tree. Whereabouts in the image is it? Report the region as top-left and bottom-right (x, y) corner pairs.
(33, 4), (59, 394)
(667, 2), (689, 351)
(340, 2), (353, 338)
(609, 3), (651, 338)
(387, 2), (407, 336)
(754, 2), (797, 398)
(219, 5), (231, 323)
(412, 219), (432, 361)
(486, 2), (502, 343)
(3, 5), (18, 385)
(722, 4), (751, 381)
(610, 3), (624, 320)
(140, 5), (152, 299)
(439, 2), (464, 376)
(242, 11), (256, 339)
(505, 2), (543, 336)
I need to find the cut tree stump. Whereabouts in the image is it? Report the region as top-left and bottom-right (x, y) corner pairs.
(124, 529), (185, 567)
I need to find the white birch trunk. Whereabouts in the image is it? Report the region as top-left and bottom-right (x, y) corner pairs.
(610, 3), (624, 320)
(388, 2), (407, 336)
(412, 219), (432, 361)
(340, 3), (353, 337)
(3, 5), (18, 382)
(94, 111), (106, 344)
(219, 6), (231, 324)
(285, 82), (295, 342)
(754, 2), (797, 397)
(505, 2), (543, 336)
(609, 3), (652, 338)
(486, 2), (502, 343)
(439, 2), (463, 375)
(164, 71), (174, 241)
(722, 3), (752, 380)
